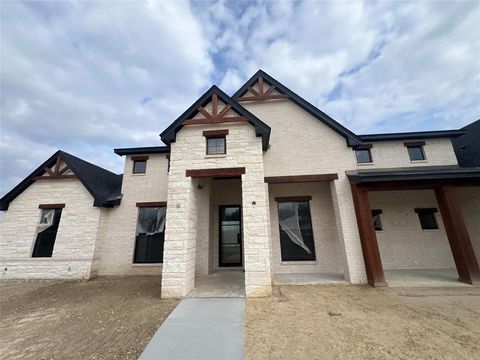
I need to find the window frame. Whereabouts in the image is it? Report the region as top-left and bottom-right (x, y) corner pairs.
(32, 204), (65, 258)
(404, 141), (426, 161)
(372, 209), (383, 231)
(355, 144), (373, 164)
(204, 129), (228, 156)
(275, 196), (316, 262)
(415, 208), (439, 230)
(133, 202), (167, 264)
(132, 155), (149, 174)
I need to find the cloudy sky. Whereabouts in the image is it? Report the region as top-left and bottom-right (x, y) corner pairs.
(1, 0), (479, 196)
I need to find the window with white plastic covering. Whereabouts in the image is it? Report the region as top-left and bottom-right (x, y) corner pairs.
(134, 207), (166, 263)
(277, 200), (316, 261)
(32, 208), (63, 257)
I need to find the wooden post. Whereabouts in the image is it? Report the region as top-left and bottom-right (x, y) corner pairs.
(350, 182), (387, 286)
(434, 185), (480, 285)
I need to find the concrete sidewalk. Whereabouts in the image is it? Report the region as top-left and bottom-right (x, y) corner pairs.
(139, 298), (245, 360)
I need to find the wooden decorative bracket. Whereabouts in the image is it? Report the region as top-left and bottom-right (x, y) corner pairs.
(183, 93), (248, 126)
(33, 157), (76, 180)
(237, 76), (289, 102)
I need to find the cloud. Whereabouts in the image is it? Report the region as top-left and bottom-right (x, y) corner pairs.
(1, 0), (479, 196)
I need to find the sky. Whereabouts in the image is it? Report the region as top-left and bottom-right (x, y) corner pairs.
(1, 0), (479, 196)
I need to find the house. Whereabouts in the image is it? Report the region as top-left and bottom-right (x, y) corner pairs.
(1, 70), (479, 298)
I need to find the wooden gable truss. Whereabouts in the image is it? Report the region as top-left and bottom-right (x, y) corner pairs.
(33, 157), (76, 181)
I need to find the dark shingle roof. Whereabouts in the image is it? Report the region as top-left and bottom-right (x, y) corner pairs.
(0, 150), (123, 211)
(114, 146), (170, 156)
(452, 119), (480, 168)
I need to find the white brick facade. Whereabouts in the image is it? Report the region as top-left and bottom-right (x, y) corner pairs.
(1, 79), (478, 295)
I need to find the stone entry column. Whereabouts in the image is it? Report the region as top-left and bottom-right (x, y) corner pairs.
(161, 174), (198, 298)
(242, 171), (272, 297)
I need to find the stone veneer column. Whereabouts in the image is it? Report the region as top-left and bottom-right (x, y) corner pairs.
(242, 167), (272, 297)
(330, 176), (367, 284)
(161, 171), (198, 298)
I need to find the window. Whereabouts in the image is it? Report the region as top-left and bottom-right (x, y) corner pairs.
(32, 206), (63, 257)
(276, 197), (316, 261)
(404, 141), (426, 161)
(372, 209), (383, 231)
(415, 208), (438, 230)
(356, 148), (373, 163)
(132, 156), (148, 174)
(206, 137), (226, 155)
(134, 206), (166, 263)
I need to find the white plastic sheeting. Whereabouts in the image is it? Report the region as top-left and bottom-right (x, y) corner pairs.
(279, 202), (312, 254)
(37, 209), (55, 233)
(137, 207), (166, 236)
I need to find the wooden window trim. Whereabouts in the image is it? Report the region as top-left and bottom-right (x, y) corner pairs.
(203, 129), (229, 138)
(39, 204), (66, 209)
(404, 141), (426, 147)
(356, 144), (373, 149)
(136, 201), (167, 207)
(414, 208), (438, 214)
(186, 167), (245, 178)
(264, 174), (338, 184)
(131, 156), (149, 161)
(274, 196), (312, 202)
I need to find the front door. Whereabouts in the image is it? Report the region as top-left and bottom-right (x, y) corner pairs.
(219, 205), (242, 267)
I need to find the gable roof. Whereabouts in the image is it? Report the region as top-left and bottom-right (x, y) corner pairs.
(160, 85), (271, 150)
(0, 150), (123, 211)
(232, 70), (362, 147)
(452, 119), (480, 168)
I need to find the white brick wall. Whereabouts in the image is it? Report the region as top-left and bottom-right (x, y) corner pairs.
(95, 153), (169, 276)
(268, 182), (343, 275)
(369, 190), (455, 270)
(0, 179), (101, 279)
(357, 139), (458, 169)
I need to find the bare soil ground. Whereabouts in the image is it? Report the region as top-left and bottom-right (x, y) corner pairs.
(246, 285), (480, 360)
(0, 277), (178, 360)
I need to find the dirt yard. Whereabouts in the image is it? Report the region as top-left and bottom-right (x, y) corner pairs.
(0, 277), (178, 360)
(246, 285), (480, 360)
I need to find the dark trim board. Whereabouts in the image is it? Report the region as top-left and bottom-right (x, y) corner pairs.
(275, 196), (312, 202)
(186, 167), (246, 178)
(114, 146), (170, 156)
(136, 201), (167, 207)
(131, 156), (149, 161)
(414, 208), (438, 214)
(265, 174), (338, 184)
(203, 129), (229, 137)
(39, 203), (66, 209)
(359, 130), (464, 142)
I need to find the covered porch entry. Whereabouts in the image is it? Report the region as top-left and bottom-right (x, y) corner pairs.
(348, 166), (480, 287)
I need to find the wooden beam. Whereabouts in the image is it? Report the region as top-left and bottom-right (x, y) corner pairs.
(237, 94), (289, 102)
(258, 76), (264, 95)
(264, 85), (276, 96)
(203, 129), (229, 138)
(136, 201), (167, 207)
(57, 165), (70, 176)
(434, 185), (480, 285)
(362, 179), (480, 191)
(404, 141), (426, 147)
(350, 182), (387, 287)
(33, 175), (76, 180)
(212, 93), (218, 117)
(247, 87), (259, 96)
(39, 203), (65, 209)
(44, 166), (55, 176)
(197, 106), (212, 119)
(264, 174), (338, 184)
(274, 196), (312, 202)
(131, 155), (149, 161)
(218, 104), (232, 118)
(183, 116), (248, 126)
(186, 167), (246, 178)
(54, 157), (62, 174)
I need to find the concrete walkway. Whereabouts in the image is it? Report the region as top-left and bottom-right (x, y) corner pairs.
(139, 298), (245, 360)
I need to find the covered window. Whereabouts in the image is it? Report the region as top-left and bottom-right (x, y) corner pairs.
(372, 209), (383, 231)
(404, 142), (426, 161)
(32, 206), (63, 257)
(276, 197), (316, 261)
(134, 206), (166, 263)
(415, 208), (438, 230)
(355, 145), (373, 164)
(206, 137), (226, 155)
(132, 156), (148, 174)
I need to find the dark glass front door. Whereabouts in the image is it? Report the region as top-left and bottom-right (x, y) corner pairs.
(219, 206), (242, 267)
